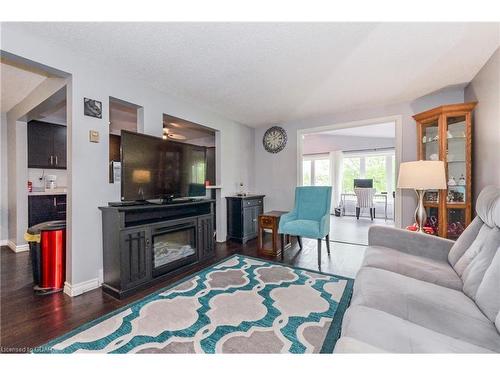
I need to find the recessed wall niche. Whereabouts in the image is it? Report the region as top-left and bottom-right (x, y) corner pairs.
(108, 97), (143, 183)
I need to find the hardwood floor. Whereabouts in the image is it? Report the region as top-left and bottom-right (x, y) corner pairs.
(0, 236), (365, 352)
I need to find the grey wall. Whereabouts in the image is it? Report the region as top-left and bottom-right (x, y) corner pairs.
(1, 26), (255, 291)
(0, 113), (8, 243)
(303, 133), (395, 155)
(254, 87), (465, 228)
(464, 48), (500, 202)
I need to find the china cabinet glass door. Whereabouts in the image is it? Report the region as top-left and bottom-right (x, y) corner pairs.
(421, 118), (440, 206)
(445, 115), (468, 239)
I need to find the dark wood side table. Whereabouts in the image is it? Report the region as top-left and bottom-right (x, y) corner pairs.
(258, 211), (290, 257)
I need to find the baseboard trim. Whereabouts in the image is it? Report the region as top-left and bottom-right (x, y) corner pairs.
(0, 239), (8, 247)
(64, 278), (101, 297)
(7, 240), (29, 253)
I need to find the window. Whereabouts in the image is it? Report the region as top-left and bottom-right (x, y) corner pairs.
(341, 151), (395, 193)
(365, 155), (386, 193)
(302, 155), (330, 186)
(342, 157), (361, 192)
(302, 160), (312, 186)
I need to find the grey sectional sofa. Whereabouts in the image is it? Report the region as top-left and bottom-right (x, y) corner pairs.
(335, 186), (500, 353)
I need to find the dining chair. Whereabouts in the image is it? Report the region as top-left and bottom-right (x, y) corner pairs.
(354, 187), (376, 220)
(278, 186), (332, 268)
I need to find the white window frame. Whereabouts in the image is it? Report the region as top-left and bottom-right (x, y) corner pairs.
(302, 153), (330, 186)
(342, 149), (395, 194)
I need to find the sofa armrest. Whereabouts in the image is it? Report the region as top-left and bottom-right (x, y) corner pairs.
(368, 225), (455, 262)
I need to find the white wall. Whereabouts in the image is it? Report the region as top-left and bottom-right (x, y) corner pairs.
(254, 87), (465, 228)
(1, 26), (255, 292)
(464, 47), (500, 202)
(302, 133), (395, 155)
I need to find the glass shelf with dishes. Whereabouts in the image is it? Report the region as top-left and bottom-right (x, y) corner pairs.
(414, 102), (475, 238)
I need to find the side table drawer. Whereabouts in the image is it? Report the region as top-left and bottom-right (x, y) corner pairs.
(259, 215), (275, 229)
(243, 198), (263, 207)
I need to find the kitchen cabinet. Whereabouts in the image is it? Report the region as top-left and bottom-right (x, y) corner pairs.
(28, 195), (66, 227)
(28, 121), (67, 169)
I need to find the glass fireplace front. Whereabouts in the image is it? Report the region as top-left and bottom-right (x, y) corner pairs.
(152, 224), (197, 276)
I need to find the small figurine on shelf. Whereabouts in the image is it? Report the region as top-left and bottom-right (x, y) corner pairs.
(406, 223), (434, 235)
(448, 222), (465, 238)
(447, 176), (457, 186)
(458, 174), (466, 186)
(236, 182), (246, 197)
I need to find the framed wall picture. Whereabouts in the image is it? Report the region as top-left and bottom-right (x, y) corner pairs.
(84, 98), (102, 118)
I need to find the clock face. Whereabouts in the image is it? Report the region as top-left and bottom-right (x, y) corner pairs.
(263, 126), (287, 153)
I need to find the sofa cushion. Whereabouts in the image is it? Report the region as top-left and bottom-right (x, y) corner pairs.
(351, 267), (500, 351)
(362, 245), (462, 290)
(333, 337), (386, 353)
(497, 312), (500, 334)
(338, 305), (495, 353)
(448, 216), (484, 267)
(462, 227), (500, 301)
(475, 249), (500, 325)
(280, 219), (321, 238)
(475, 185), (500, 228)
(448, 185), (500, 268)
(454, 224), (496, 277)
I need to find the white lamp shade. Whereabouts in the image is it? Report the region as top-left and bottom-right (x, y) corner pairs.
(397, 160), (447, 190)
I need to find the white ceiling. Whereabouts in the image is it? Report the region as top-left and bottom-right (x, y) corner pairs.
(6, 23), (500, 126)
(317, 121), (396, 138)
(1, 61), (47, 113)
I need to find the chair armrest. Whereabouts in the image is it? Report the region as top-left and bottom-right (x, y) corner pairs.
(319, 214), (330, 238)
(368, 225), (455, 262)
(278, 210), (297, 233)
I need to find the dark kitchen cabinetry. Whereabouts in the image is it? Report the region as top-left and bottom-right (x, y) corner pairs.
(99, 200), (215, 299)
(226, 195), (265, 243)
(28, 121), (67, 169)
(28, 194), (67, 227)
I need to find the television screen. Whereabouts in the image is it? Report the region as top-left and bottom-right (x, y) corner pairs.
(354, 179), (373, 188)
(121, 131), (207, 201)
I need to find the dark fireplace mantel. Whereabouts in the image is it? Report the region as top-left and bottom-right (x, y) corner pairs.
(99, 200), (215, 298)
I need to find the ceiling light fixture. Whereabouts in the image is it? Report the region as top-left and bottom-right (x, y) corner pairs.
(167, 133), (187, 140)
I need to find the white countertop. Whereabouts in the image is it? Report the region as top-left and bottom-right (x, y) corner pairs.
(28, 188), (67, 196)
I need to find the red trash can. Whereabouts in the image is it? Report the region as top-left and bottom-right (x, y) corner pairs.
(27, 220), (66, 294)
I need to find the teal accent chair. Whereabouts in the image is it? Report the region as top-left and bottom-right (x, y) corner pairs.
(278, 186), (332, 268)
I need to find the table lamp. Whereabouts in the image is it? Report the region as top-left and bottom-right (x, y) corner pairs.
(397, 160), (446, 233)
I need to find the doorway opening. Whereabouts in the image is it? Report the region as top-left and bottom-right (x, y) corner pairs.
(297, 117), (402, 245)
(162, 114), (220, 240)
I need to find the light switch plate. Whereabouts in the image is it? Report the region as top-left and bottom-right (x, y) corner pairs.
(89, 130), (100, 143)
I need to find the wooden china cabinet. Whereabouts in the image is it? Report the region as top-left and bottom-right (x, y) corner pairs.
(413, 102), (476, 239)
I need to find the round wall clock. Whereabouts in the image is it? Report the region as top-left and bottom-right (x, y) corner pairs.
(263, 126), (287, 153)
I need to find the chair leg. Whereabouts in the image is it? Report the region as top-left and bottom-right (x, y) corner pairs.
(325, 234), (330, 254)
(356, 207), (360, 219)
(280, 234), (284, 260)
(297, 236), (302, 250)
(317, 239), (322, 268)
(370, 208), (373, 221)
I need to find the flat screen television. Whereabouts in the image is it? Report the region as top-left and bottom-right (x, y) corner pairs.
(121, 131), (207, 201)
(354, 179), (373, 188)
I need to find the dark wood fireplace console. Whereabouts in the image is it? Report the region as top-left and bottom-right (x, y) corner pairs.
(99, 200), (215, 299)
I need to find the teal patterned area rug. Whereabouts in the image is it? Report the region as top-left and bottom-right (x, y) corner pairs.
(36, 255), (353, 354)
